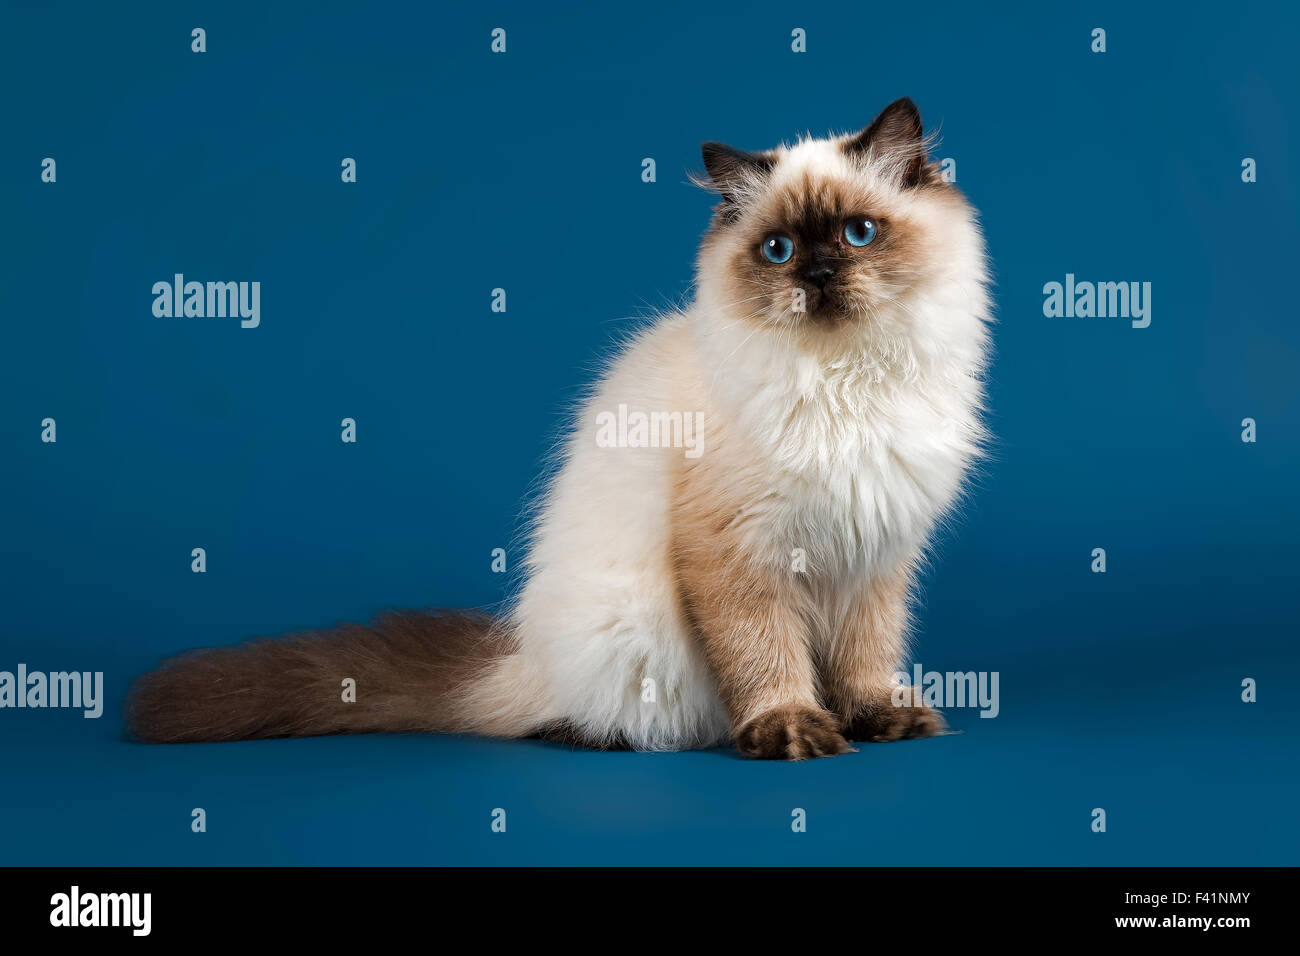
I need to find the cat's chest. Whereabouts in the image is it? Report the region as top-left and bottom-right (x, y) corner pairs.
(746, 374), (970, 571)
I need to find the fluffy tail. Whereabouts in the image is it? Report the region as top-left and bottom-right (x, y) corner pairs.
(126, 609), (541, 743)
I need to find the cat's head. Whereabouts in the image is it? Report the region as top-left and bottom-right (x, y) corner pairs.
(693, 98), (984, 349)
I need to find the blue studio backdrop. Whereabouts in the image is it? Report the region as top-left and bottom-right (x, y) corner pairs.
(1, 1), (1297, 865)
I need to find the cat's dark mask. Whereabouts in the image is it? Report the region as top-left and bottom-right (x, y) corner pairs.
(693, 98), (952, 328)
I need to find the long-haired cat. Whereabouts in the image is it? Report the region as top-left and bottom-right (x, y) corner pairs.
(128, 97), (991, 759)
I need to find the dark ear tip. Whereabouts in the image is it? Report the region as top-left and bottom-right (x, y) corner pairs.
(701, 141), (737, 167)
(886, 96), (922, 123)
(699, 142), (774, 196)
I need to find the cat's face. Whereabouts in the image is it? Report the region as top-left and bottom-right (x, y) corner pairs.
(695, 98), (975, 342)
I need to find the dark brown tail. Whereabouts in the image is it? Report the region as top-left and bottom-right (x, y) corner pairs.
(126, 609), (517, 743)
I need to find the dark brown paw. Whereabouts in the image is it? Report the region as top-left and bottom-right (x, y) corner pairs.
(735, 706), (853, 760)
(844, 699), (948, 742)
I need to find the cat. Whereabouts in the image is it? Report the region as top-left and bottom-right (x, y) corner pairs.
(128, 97), (992, 760)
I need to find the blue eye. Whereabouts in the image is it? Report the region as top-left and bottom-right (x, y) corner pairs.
(761, 234), (794, 263)
(844, 217), (878, 247)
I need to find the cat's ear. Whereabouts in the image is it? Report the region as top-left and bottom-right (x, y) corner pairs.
(844, 97), (927, 188)
(695, 142), (774, 203)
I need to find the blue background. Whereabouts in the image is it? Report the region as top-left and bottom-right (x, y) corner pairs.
(1, 0), (1296, 865)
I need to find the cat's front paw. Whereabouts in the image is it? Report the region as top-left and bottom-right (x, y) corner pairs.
(735, 706), (853, 760)
(843, 699), (948, 742)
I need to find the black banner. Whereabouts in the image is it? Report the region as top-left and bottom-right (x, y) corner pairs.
(0, 866), (1286, 941)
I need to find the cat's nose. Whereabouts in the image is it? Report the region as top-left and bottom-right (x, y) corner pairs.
(804, 266), (834, 289)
